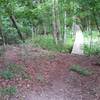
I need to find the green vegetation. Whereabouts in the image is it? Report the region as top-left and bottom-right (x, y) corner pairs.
(28, 35), (74, 53)
(0, 86), (16, 96)
(0, 70), (14, 80)
(35, 73), (45, 82)
(84, 43), (100, 56)
(70, 65), (93, 76)
(83, 31), (100, 56)
(0, 63), (30, 80)
(7, 63), (30, 79)
(0, 0), (99, 98)
(0, 0), (99, 54)
(0, 47), (4, 56)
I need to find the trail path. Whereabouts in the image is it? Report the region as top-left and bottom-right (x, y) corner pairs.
(0, 45), (100, 100)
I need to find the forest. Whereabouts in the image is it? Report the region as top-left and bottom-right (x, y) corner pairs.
(0, 0), (100, 100)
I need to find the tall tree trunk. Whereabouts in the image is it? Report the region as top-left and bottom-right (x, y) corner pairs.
(92, 1), (100, 33)
(52, 0), (61, 44)
(63, 11), (67, 44)
(89, 27), (93, 56)
(9, 15), (25, 43)
(32, 24), (34, 39)
(0, 17), (6, 47)
(32, 25), (36, 38)
(37, 25), (40, 35)
(87, 18), (91, 32)
(92, 10), (100, 33)
(52, 0), (58, 44)
(0, 16), (7, 68)
(43, 23), (47, 35)
(55, 0), (61, 41)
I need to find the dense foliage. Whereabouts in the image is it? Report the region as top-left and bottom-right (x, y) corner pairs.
(0, 0), (100, 55)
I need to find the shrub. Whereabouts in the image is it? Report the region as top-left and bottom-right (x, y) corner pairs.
(28, 35), (74, 53)
(35, 73), (45, 82)
(84, 42), (100, 56)
(0, 63), (30, 80)
(0, 86), (16, 96)
(0, 47), (4, 56)
(0, 70), (14, 80)
(70, 65), (93, 76)
(8, 63), (30, 79)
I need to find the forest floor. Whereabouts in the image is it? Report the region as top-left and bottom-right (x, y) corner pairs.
(0, 45), (100, 100)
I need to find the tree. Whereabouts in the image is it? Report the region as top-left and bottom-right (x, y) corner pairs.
(52, 0), (61, 44)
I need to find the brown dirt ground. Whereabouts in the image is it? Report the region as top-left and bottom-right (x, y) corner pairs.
(0, 45), (100, 100)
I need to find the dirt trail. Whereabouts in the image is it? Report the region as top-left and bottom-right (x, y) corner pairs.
(0, 45), (100, 100)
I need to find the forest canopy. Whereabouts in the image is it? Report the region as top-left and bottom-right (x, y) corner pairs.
(0, 0), (100, 55)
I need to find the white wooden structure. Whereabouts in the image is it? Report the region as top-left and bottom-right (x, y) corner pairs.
(71, 24), (84, 55)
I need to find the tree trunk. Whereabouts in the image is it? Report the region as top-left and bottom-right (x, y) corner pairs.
(0, 17), (6, 47)
(52, 0), (61, 44)
(37, 25), (40, 35)
(55, 0), (61, 41)
(43, 23), (47, 35)
(87, 18), (91, 32)
(63, 11), (67, 44)
(0, 16), (7, 68)
(32, 25), (37, 38)
(9, 15), (25, 43)
(92, 10), (100, 33)
(52, 0), (58, 44)
(32, 25), (34, 39)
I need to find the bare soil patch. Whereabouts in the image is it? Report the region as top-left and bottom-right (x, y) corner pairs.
(0, 45), (100, 100)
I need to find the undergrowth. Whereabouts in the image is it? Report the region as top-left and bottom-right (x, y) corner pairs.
(0, 47), (4, 56)
(84, 42), (100, 56)
(0, 70), (14, 80)
(0, 63), (30, 80)
(70, 65), (93, 76)
(0, 86), (16, 96)
(26, 35), (74, 53)
(7, 63), (30, 79)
